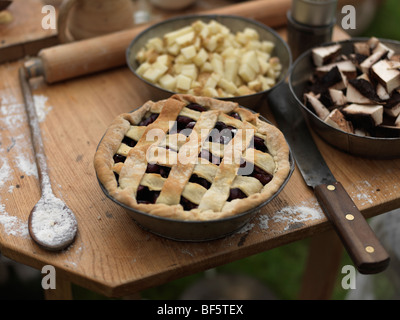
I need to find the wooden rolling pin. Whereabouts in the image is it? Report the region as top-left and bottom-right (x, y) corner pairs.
(24, 0), (291, 83)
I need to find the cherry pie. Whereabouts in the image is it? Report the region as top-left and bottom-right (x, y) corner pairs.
(94, 94), (291, 221)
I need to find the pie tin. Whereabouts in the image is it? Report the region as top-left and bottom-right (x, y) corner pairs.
(96, 111), (295, 242)
(289, 38), (400, 159)
(126, 14), (292, 110)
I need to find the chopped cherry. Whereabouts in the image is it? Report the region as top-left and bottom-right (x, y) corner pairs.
(208, 122), (238, 145)
(207, 128), (220, 142)
(228, 188), (247, 201)
(219, 130), (234, 144)
(199, 149), (221, 165)
(146, 163), (160, 174)
(189, 174), (211, 189)
(238, 160), (273, 185)
(215, 121), (228, 131)
(253, 172), (273, 185)
(228, 126), (238, 135)
(136, 185), (160, 204)
(229, 112), (241, 120)
(159, 166), (171, 178)
(222, 126), (237, 144)
(139, 113), (159, 126)
(113, 172), (120, 186)
(252, 136), (268, 153)
(169, 116), (196, 135)
(177, 115), (193, 127)
(146, 163), (171, 178)
(186, 121), (196, 129)
(180, 121), (196, 137)
(186, 103), (207, 112)
(176, 115), (195, 134)
(180, 197), (198, 211)
(253, 165), (267, 174)
(122, 136), (137, 148)
(113, 154), (126, 163)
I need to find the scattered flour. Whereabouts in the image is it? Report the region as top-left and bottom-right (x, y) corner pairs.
(14, 153), (38, 178)
(259, 200), (325, 232)
(274, 204), (323, 221)
(236, 222), (255, 234)
(33, 94), (53, 123)
(258, 214), (269, 230)
(231, 200), (325, 236)
(0, 103), (26, 128)
(0, 204), (28, 237)
(348, 180), (377, 206)
(180, 249), (194, 257)
(355, 193), (373, 205)
(0, 157), (13, 190)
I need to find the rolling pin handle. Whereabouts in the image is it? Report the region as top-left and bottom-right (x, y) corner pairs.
(23, 57), (45, 80)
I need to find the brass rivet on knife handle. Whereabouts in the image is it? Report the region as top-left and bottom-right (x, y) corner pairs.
(366, 246), (375, 253)
(314, 181), (390, 274)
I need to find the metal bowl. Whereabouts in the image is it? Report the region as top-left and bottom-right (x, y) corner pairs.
(289, 38), (400, 159)
(126, 14), (292, 109)
(96, 112), (294, 242)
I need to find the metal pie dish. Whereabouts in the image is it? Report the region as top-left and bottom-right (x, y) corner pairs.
(289, 38), (400, 159)
(126, 14), (292, 109)
(96, 110), (295, 242)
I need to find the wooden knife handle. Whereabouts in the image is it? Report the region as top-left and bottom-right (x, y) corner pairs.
(314, 181), (390, 274)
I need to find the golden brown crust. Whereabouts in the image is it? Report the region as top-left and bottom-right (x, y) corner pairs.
(94, 94), (291, 221)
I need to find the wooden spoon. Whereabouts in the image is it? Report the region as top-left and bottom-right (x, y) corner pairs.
(19, 68), (78, 251)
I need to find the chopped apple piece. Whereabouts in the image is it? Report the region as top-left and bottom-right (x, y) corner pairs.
(181, 45), (197, 60)
(159, 74), (176, 91)
(176, 74), (192, 91)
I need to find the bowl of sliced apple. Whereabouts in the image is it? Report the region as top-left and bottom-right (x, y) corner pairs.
(126, 14), (292, 109)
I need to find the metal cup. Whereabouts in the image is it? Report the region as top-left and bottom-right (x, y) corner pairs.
(291, 0), (338, 26)
(287, 0), (338, 60)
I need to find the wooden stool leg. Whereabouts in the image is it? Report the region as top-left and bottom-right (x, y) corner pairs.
(298, 229), (344, 300)
(43, 276), (73, 300)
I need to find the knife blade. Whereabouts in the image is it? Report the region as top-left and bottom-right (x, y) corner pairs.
(268, 83), (390, 274)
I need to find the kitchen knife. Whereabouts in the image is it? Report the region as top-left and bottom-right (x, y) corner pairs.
(268, 83), (390, 274)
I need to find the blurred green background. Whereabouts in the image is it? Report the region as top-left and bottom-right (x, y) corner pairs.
(362, 0), (400, 41)
(1, 0), (399, 300)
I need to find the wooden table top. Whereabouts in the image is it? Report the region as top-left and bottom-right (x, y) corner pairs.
(1, 4), (400, 298)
